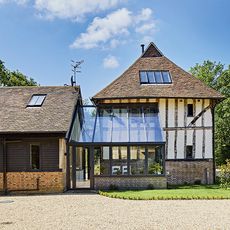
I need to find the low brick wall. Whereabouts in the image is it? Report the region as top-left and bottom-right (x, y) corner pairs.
(166, 160), (214, 185)
(0, 172), (64, 193)
(94, 176), (167, 190)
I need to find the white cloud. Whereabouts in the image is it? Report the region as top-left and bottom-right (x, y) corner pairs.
(34, 0), (124, 20)
(135, 22), (156, 34)
(71, 7), (157, 49)
(103, 55), (119, 69)
(135, 8), (152, 23)
(0, 0), (29, 5)
(71, 8), (132, 49)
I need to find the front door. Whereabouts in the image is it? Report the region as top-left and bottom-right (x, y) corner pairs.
(70, 146), (91, 189)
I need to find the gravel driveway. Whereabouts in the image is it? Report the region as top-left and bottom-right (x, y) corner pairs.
(0, 192), (230, 230)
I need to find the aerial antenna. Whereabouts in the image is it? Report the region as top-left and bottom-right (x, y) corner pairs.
(71, 60), (84, 86)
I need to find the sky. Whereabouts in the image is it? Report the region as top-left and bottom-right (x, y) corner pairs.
(0, 0), (229, 100)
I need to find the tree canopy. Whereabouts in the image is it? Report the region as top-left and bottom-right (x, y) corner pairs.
(0, 60), (37, 86)
(190, 61), (230, 165)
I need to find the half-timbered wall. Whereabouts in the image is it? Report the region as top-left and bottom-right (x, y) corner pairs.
(158, 98), (213, 160)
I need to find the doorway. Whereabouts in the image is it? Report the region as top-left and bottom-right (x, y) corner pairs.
(70, 146), (91, 189)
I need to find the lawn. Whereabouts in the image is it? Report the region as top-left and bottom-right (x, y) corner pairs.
(99, 185), (230, 200)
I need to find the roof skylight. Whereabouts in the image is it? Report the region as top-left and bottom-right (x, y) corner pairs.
(28, 94), (46, 107)
(140, 71), (172, 84)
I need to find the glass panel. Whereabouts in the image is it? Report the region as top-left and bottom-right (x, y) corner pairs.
(147, 146), (163, 175)
(162, 71), (171, 83)
(94, 146), (110, 176)
(70, 111), (81, 142)
(112, 109), (128, 142)
(154, 71), (163, 83)
(140, 71), (148, 83)
(79, 107), (97, 142)
(144, 107), (163, 142)
(130, 146), (145, 175)
(147, 72), (155, 83)
(129, 108), (146, 142)
(35, 95), (46, 105)
(112, 146), (128, 175)
(94, 108), (112, 142)
(28, 96), (38, 106)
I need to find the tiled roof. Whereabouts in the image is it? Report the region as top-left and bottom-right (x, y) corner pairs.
(0, 86), (79, 133)
(93, 43), (223, 101)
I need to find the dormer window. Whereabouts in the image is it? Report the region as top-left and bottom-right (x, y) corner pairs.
(140, 71), (172, 84)
(28, 94), (46, 107)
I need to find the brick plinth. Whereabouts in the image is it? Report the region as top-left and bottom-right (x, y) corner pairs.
(0, 172), (64, 194)
(165, 160), (214, 185)
(94, 176), (167, 190)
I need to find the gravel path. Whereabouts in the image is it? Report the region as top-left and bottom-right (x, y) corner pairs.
(0, 193), (230, 230)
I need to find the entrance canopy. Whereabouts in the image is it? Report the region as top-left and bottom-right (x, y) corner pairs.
(69, 106), (164, 144)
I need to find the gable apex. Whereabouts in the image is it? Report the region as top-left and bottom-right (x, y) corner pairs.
(141, 42), (163, 58)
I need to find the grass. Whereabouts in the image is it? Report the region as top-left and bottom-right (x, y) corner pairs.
(99, 185), (230, 200)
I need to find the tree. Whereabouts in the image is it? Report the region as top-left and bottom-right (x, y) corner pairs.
(0, 60), (37, 86)
(190, 61), (230, 165)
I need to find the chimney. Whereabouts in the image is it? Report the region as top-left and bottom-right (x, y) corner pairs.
(141, 44), (145, 54)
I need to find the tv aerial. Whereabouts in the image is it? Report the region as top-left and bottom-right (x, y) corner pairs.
(71, 60), (84, 86)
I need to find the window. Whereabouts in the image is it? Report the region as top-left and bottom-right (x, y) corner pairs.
(140, 71), (172, 84)
(94, 146), (110, 176)
(130, 146), (145, 175)
(147, 146), (163, 175)
(187, 104), (194, 117)
(28, 94), (46, 107)
(186, 146), (193, 159)
(31, 145), (40, 169)
(112, 146), (128, 175)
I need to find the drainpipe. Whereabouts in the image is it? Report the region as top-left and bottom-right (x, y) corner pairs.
(2, 138), (7, 195)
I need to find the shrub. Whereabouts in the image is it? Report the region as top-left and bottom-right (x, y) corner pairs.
(147, 184), (155, 190)
(109, 184), (119, 191)
(220, 159), (230, 189)
(194, 180), (201, 185)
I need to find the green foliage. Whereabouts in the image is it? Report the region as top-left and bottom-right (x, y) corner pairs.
(220, 159), (230, 189)
(189, 60), (230, 165)
(0, 60), (37, 86)
(148, 163), (163, 174)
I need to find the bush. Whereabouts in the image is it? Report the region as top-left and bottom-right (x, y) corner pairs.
(220, 159), (230, 189)
(109, 184), (119, 190)
(147, 184), (155, 190)
(194, 180), (201, 185)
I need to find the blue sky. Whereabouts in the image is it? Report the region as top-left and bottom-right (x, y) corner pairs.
(0, 0), (229, 100)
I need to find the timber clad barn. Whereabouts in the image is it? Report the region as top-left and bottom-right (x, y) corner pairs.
(0, 43), (224, 193)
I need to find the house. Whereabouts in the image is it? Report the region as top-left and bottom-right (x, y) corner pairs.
(0, 43), (224, 193)
(66, 43), (224, 190)
(0, 86), (80, 194)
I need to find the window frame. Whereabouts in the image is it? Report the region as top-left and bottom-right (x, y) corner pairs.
(30, 144), (41, 170)
(139, 70), (172, 85)
(27, 94), (47, 107)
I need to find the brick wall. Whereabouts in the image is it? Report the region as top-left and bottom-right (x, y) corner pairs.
(94, 176), (167, 190)
(0, 172), (64, 193)
(165, 160), (214, 185)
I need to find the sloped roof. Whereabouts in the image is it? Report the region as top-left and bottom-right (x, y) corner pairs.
(0, 86), (79, 133)
(93, 43), (223, 101)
